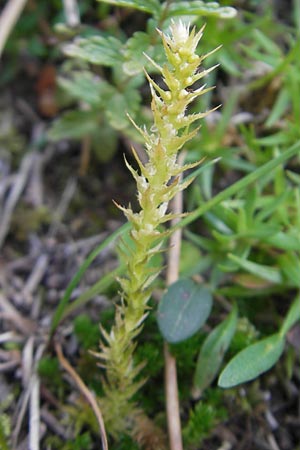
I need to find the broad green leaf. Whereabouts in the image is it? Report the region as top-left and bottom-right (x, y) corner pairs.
(228, 254), (283, 284)
(97, 0), (161, 15)
(280, 295), (300, 337)
(218, 333), (285, 388)
(63, 36), (123, 66)
(57, 72), (108, 107)
(104, 83), (141, 130)
(123, 31), (165, 75)
(166, 1), (237, 19)
(123, 32), (151, 75)
(194, 305), (238, 393)
(157, 279), (212, 343)
(48, 110), (99, 141)
(91, 122), (118, 162)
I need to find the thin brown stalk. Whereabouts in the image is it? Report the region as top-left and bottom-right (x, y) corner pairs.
(0, 0), (28, 57)
(164, 152), (186, 450)
(0, 293), (36, 335)
(79, 135), (91, 177)
(55, 342), (108, 450)
(62, 0), (80, 27)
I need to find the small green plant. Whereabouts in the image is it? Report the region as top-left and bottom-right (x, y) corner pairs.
(93, 20), (218, 437)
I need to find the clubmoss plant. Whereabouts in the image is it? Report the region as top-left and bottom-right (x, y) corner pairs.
(96, 21), (218, 436)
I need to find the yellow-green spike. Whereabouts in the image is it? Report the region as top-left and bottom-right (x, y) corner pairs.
(96, 21), (219, 437)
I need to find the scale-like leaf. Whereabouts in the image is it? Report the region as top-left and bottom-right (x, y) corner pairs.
(218, 333), (285, 388)
(194, 305), (237, 393)
(157, 279), (212, 343)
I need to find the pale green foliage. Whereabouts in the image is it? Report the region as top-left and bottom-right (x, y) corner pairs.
(94, 21), (217, 436)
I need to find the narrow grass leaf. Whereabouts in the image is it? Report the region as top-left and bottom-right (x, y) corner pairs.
(177, 142), (300, 230)
(50, 223), (130, 335)
(228, 254), (283, 284)
(280, 294), (300, 338)
(278, 252), (300, 285)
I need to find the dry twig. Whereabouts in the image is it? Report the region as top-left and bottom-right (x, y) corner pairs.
(55, 342), (108, 450)
(0, 151), (36, 248)
(62, 0), (80, 27)
(48, 177), (77, 237)
(0, 0), (28, 57)
(23, 254), (49, 306)
(0, 293), (36, 335)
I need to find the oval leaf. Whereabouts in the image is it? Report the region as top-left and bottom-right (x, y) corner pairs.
(218, 333), (285, 388)
(157, 279), (212, 343)
(194, 304), (237, 393)
(63, 36), (123, 66)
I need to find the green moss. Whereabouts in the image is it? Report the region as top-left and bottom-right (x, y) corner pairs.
(74, 314), (101, 349)
(230, 317), (259, 354)
(44, 432), (93, 450)
(170, 333), (205, 400)
(0, 414), (11, 450)
(38, 356), (64, 399)
(110, 434), (140, 450)
(38, 356), (60, 380)
(183, 389), (227, 448)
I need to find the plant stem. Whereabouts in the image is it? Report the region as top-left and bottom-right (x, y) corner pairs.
(164, 153), (185, 450)
(0, 0), (28, 57)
